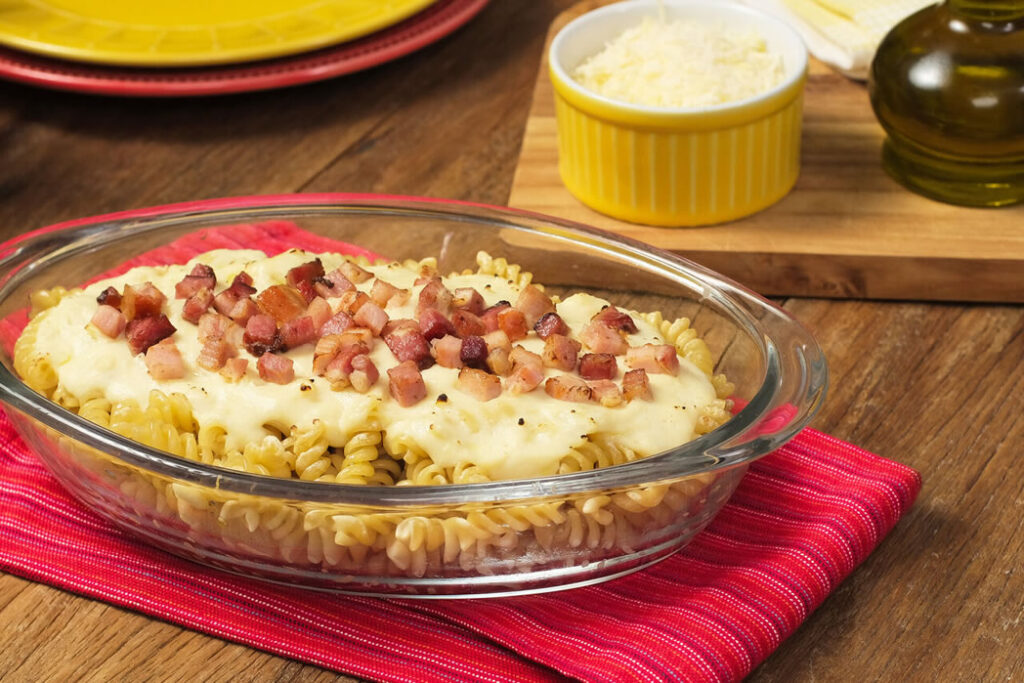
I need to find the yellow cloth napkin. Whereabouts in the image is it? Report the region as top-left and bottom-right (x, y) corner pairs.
(740, 0), (937, 79)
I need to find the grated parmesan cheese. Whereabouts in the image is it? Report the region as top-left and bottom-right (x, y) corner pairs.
(572, 16), (785, 108)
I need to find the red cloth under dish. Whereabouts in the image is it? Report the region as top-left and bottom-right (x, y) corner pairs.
(0, 221), (922, 682)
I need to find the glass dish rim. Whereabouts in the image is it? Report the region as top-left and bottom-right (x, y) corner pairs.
(0, 193), (828, 506)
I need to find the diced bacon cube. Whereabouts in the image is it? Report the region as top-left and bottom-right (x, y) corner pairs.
(370, 278), (407, 307)
(452, 287), (486, 315)
(313, 334), (370, 376)
(430, 334), (464, 369)
(457, 367), (502, 402)
(243, 314), (282, 356)
(622, 368), (653, 401)
(592, 306), (638, 333)
(181, 287), (215, 324)
(534, 312), (570, 339)
(285, 258), (325, 288)
(90, 304), (126, 339)
(145, 339), (186, 380)
(121, 282), (166, 321)
(542, 333), (581, 371)
(295, 279), (317, 303)
(336, 290), (371, 316)
(451, 309), (485, 338)
(305, 297), (333, 332)
(589, 380), (623, 407)
(256, 285), (307, 324)
(353, 301), (389, 336)
(320, 310), (355, 336)
(544, 375), (593, 403)
(482, 330), (511, 352)
(349, 354), (379, 393)
(506, 346), (545, 394)
(383, 321), (432, 368)
(322, 268), (356, 295)
(497, 308), (529, 341)
(198, 312), (229, 343)
(257, 352), (294, 385)
(340, 261), (373, 284)
(197, 338), (236, 372)
(125, 314), (176, 355)
(174, 264), (217, 299)
(387, 360), (427, 407)
(417, 278), (454, 317)
(460, 335), (488, 369)
(625, 344), (680, 375)
(280, 315), (317, 350)
(419, 308), (455, 341)
(578, 353), (617, 380)
(480, 301), (510, 333)
(579, 320), (628, 355)
(515, 284), (555, 328)
(220, 357), (248, 382)
(227, 297), (260, 326)
(228, 272), (256, 295)
(486, 347), (512, 376)
(324, 344), (369, 385)
(96, 286), (122, 309)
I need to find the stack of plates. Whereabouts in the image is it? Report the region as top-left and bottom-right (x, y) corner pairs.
(0, 0), (488, 96)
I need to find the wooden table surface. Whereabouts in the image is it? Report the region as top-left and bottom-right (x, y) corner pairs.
(0, 2), (1021, 680)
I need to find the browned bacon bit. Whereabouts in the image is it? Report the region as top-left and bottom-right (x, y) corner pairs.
(506, 346), (545, 394)
(486, 346), (512, 376)
(460, 335), (488, 369)
(96, 286), (122, 309)
(626, 344), (680, 375)
(336, 290), (371, 317)
(579, 320), (628, 355)
(622, 368), (653, 401)
(313, 334), (368, 376)
(182, 287), (215, 324)
(121, 282), (166, 322)
(482, 329), (512, 352)
(340, 261), (373, 284)
(324, 344), (370, 385)
(515, 284), (555, 328)
(294, 278), (318, 304)
(305, 297), (333, 332)
(452, 287), (486, 315)
(417, 278), (454, 317)
(533, 312), (570, 340)
(430, 334), (464, 368)
(320, 310), (355, 336)
(197, 338), (236, 372)
(227, 272), (256, 297)
(312, 278), (336, 300)
(285, 258), (325, 288)
(497, 307), (529, 341)
(544, 375), (593, 403)
(212, 273), (257, 318)
(592, 306), (638, 334)
(174, 264), (217, 299)
(383, 321), (433, 369)
(220, 357), (248, 382)
(542, 333), (581, 371)
(226, 297), (260, 326)
(256, 284), (307, 324)
(198, 312), (231, 343)
(349, 354), (379, 393)
(321, 268), (356, 295)
(579, 353), (617, 380)
(418, 307), (455, 341)
(126, 314), (176, 355)
(457, 367), (502, 402)
(480, 301), (511, 333)
(370, 278), (406, 307)
(589, 380), (623, 407)
(451, 309), (485, 338)
(280, 315), (317, 350)
(387, 360), (427, 407)
(354, 301), (389, 336)
(91, 304), (126, 339)
(243, 314), (282, 356)
(145, 339), (185, 380)
(257, 352), (294, 385)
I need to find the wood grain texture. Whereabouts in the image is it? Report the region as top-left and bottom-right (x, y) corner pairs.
(508, 2), (1024, 303)
(0, 1), (1022, 681)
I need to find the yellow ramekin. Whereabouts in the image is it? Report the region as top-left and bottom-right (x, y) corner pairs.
(549, 0), (808, 227)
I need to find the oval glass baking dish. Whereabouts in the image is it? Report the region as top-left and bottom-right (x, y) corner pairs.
(0, 195), (827, 597)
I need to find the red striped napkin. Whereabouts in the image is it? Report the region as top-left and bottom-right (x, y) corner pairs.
(0, 222), (922, 682)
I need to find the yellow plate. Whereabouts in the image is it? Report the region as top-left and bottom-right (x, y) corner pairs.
(0, 0), (437, 67)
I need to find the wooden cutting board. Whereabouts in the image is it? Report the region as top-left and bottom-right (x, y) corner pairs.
(507, 1), (1024, 303)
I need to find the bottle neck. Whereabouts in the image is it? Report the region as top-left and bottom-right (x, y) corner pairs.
(946, 0), (1024, 21)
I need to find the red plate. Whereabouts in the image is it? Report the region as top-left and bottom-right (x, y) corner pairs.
(0, 0), (488, 97)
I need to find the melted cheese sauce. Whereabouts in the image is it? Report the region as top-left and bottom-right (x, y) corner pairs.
(29, 249), (716, 480)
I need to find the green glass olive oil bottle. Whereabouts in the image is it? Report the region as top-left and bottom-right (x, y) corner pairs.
(869, 0), (1024, 206)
